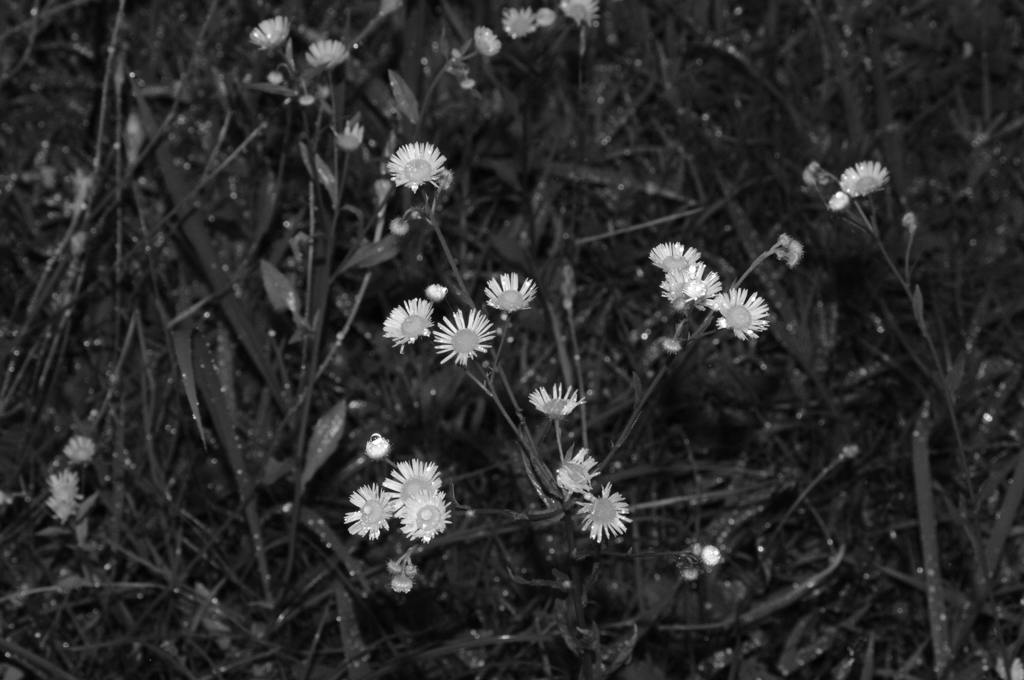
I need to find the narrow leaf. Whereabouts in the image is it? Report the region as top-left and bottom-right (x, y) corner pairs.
(314, 153), (339, 209)
(260, 259), (300, 314)
(911, 284), (925, 328)
(171, 326), (205, 447)
(300, 400), (348, 495)
(388, 69), (420, 124)
(338, 235), (400, 272)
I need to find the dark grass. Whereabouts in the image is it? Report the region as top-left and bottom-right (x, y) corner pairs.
(2, 0), (1024, 678)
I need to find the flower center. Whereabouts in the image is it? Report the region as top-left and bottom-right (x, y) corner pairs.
(416, 505), (437, 527)
(545, 398), (567, 415)
(400, 315), (428, 337)
(497, 290), (524, 309)
(852, 177), (876, 194)
(451, 329), (479, 355)
(723, 305), (752, 329)
(361, 501), (384, 523)
(403, 159), (433, 183)
(592, 498), (616, 524)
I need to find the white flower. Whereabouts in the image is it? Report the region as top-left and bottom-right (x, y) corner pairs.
(389, 217), (410, 236)
(397, 490), (452, 543)
(648, 242), (702, 272)
(556, 449), (598, 496)
(383, 459), (443, 509)
(62, 434), (96, 465)
(712, 288), (770, 341)
(344, 484), (395, 540)
(559, 0), (600, 27)
(473, 26), (502, 57)
(306, 39), (349, 70)
(801, 160), (830, 187)
(45, 469), (82, 524)
(699, 544), (723, 567)
(502, 7), (538, 39)
(425, 284), (448, 302)
(839, 160), (889, 197)
(364, 433), (391, 460)
(386, 142), (448, 193)
(335, 120), (365, 152)
(772, 233), (804, 268)
(535, 8), (557, 27)
(576, 484), (630, 543)
(827, 191), (850, 211)
(432, 309), (496, 366)
(387, 558), (418, 593)
(249, 16), (290, 51)
(382, 298), (434, 351)
(484, 273), (537, 313)
(528, 383), (585, 419)
(901, 211), (918, 234)
(660, 262), (722, 311)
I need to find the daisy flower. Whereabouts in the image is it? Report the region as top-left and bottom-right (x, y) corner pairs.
(839, 161), (889, 197)
(659, 262), (722, 311)
(556, 448), (598, 496)
(649, 242), (702, 272)
(306, 39), (349, 70)
(433, 309), (496, 366)
(425, 284), (448, 302)
(62, 434), (96, 465)
(397, 490), (452, 543)
(529, 383), (585, 419)
(386, 142), (448, 193)
(473, 26), (502, 57)
(383, 459), (443, 508)
(249, 16), (290, 51)
(576, 484), (631, 543)
(560, 0), (600, 27)
(382, 298), (434, 351)
(46, 469), (82, 524)
(364, 433), (391, 460)
(502, 7), (538, 39)
(335, 119), (365, 152)
(535, 8), (557, 27)
(344, 484), (395, 540)
(484, 273), (538, 313)
(712, 288), (771, 341)
(827, 191), (850, 211)
(772, 233), (804, 268)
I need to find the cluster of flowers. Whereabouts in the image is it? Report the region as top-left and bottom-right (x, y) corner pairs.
(43, 435), (96, 523)
(501, 0), (600, 39)
(552, 447), (632, 543)
(249, 16), (349, 71)
(649, 243), (772, 341)
(803, 159), (890, 212)
(381, 272), (537, 364)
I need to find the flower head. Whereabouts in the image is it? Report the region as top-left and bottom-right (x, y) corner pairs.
(397, 490), (452, 543)
(387, 142), (448, 193)
(387, 558), (418, 593)
(485, 273), (537, 313)
(649, 242), (702, 272)
(576, 484), (631, 543)
(556, 448), (598, 496)
(502, 7), (538, 39)
(344, 484), (395, 540)
(801, 160), (830, 187)
(46, 469), (82, 524)
(433, 309), (496, 366)
(827, 191), (850, 211)
(383, 459), (443, 508)
(382, 298), (434, 352)
(839, 160), (889, 197)
(535, 8), (558, 27)
(306, 39), (349, 70)
(63, 434), (96, 465)
(560, 0), (600, 27)
(364, 433), (391, 460)
(335, 120), (365, 152)
(389, 217), (410, 236)
(249, 16), (290, 51)
(529, 383), (585, 419)
(660, 262), (722, 311)
(473, 26), (502, 57)
(712, 288), (770, 341)
(772, 233), (804, 268)
(425, 284), (448, 302)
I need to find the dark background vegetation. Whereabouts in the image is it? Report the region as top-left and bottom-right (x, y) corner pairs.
(2, 0), (1023, 678)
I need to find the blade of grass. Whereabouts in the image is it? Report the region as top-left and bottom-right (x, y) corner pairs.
(910, 401), (952, 675)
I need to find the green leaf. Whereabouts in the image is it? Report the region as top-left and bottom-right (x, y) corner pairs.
(299, 400), (348, 496)
(314, 153), (339, 210)
(171, 326), (205, 447)
(388, 69), (420, 124)
(911, 284), (925, 328)
(259, 259), (299, 314)
(338, 236), (400, 272)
